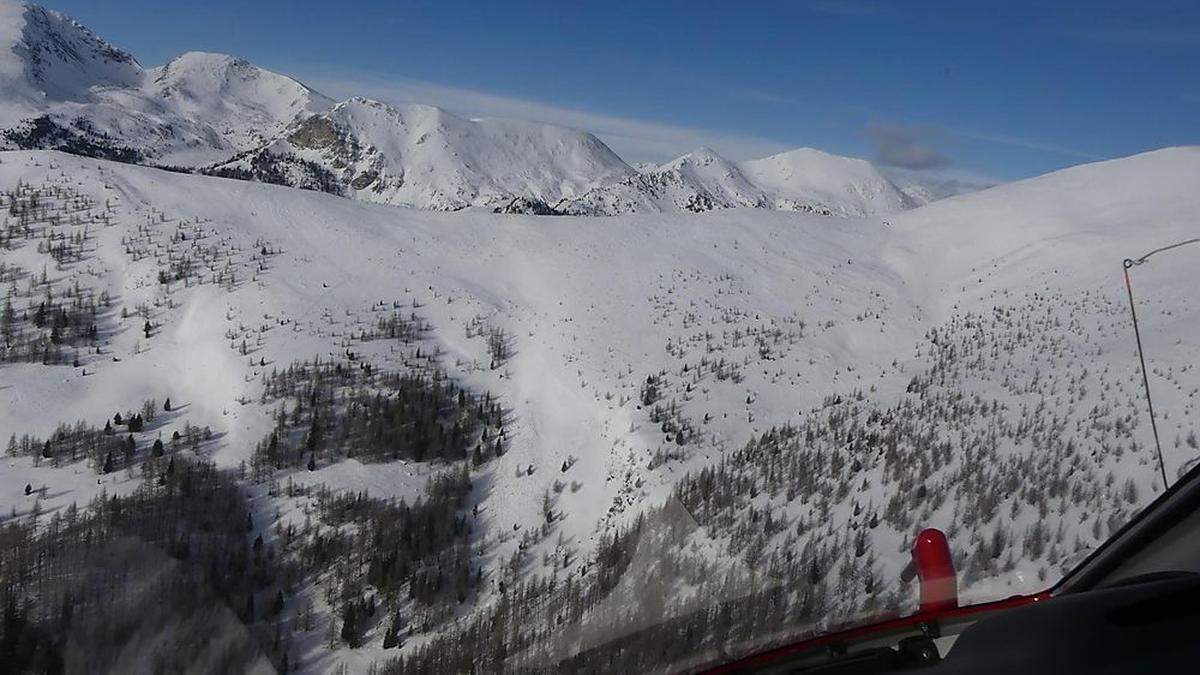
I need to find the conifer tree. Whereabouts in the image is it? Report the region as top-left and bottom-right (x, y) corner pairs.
(340, 603), (359, 647)
(382, 615), (401, 648)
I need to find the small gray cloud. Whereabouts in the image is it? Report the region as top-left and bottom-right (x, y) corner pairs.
(938, 124), (1102, 161)
(865, 121), (951, 170)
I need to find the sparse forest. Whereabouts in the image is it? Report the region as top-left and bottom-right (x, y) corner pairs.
(0, 182), (110, 364)
(0, 458), (275, 673)
(249, 349), (504, 477)
(1, 140), (1197, 675)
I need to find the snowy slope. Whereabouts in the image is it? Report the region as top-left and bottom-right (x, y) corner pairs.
(889, 146), (1200, 318)
(0, 149), (920, 530)
(1, 146), (1198, 670)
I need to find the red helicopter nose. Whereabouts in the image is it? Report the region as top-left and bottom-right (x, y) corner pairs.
(903, 528), (958, 613)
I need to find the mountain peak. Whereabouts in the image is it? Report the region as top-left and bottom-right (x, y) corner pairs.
(150, 50), (329, 104)
(667, 146), (729, 167)
(340, 95), (391, 109)
(1, 1), (141, 105)
(158, 51), (250, 75)
(740, 146), (916, 214)
(755, 146), (868, 167)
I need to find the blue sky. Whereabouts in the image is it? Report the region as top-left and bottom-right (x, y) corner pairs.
(50, 0), (1200, 181)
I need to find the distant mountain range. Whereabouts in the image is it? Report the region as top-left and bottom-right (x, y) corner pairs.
(0, 1), (987, 215)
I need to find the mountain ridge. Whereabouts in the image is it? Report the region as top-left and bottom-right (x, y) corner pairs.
(0, 0), (960, 216)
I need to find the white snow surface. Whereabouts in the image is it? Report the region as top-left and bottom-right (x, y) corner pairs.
(1, 3), (1199, 667)
(1, 145), (1198, 668)
(1, 144), (1197, 549)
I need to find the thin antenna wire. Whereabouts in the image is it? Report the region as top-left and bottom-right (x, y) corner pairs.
(1122, 236), (1200, 489)
(1122, 261), (1168, 489)
(1126, 238), (1200, 267)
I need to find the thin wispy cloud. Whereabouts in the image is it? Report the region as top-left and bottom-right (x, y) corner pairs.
(938, 125), (1104, 162)
(294, 66), (792, 165)
(796, 0), (900, 20)
(1073, 25), (1200, 48)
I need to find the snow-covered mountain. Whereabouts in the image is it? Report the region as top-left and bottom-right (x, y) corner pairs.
(142, 51), (333, 159)
(221, 120), (916, 216)
(0, 1), (139, 109)
(882, 167), (995, 205)
(559, 145), (915, 216)
(0, 0), (954, 215)
(0, 1), (330, 165)
(558, 146), (782, 215)
(211, 96), (636, 211)
(741, 147), (917, 214)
